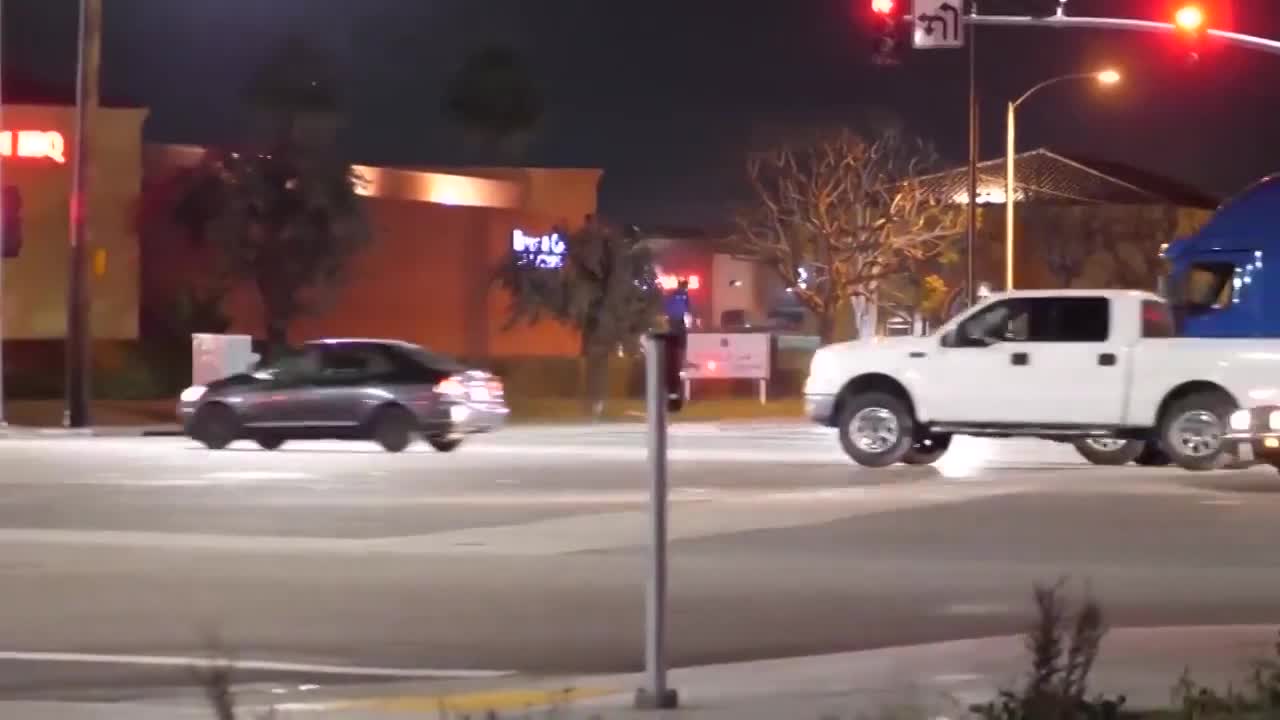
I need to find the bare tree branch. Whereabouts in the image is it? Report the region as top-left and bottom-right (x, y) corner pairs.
(730, 128), (962, 341)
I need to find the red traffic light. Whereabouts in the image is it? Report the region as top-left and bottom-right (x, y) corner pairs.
(1174, 4), (1204, 31)
(871, 0), (895, 15)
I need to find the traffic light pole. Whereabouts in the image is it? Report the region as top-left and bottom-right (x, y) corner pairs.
(634, 332), (679, 711)
(965, 9), (977, 305)
(0, 0), (6, 430)
(66, 0), (101, 429)
(966, 13), (1280, 56)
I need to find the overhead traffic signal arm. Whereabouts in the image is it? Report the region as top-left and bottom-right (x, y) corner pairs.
(965, 7), (1280, 58)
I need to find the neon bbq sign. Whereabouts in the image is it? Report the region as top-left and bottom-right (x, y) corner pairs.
(0, 131), (67, 163)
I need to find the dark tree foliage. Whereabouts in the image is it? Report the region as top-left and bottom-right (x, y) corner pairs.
(496, 218), (662, 415)
(174, 36), (369, 355)
(443, 45), (543, 151)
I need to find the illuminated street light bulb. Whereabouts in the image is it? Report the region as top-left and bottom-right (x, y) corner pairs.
(1096, 69), (1121, 85)
(1175, 5), (1204, 32)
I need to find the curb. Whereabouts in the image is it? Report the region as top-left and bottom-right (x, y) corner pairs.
(0, 425), (182, 439)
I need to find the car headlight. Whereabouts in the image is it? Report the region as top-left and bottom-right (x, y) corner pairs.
(1229, 409), (1252, 431)
(1270, 410), (1280, 430)
(180, 385), (207, 403)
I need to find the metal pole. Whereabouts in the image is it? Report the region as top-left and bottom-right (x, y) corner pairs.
(1005, 101), (1015, 291)
(967, 13), (1280, 56)
(634, 333), (677, 711)
(0, 0), (7, 429)
(965, 9), (978, 305)
(66, 0), (100, 428)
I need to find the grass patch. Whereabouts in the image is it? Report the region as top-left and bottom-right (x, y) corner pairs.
(507, 396), (805, 423)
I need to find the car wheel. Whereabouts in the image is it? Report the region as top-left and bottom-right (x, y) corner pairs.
(837, 391), (914, 468)
(255, 434), (285, 451)
(1133, 444), (1171, 467)
(191, 404), (238, 450)
(903, 433), (951, 465)
(1072, 438), (1146, 466)
(372, 406), (415, 453)
(1159, 390), (1235, 471)
(428, 435), (464, 453)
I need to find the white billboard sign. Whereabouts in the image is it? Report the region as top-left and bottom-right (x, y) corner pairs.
(684, 333), (771, 380)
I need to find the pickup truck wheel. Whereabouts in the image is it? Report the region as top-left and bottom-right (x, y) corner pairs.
(1159, 391), (1234, 472)
(1133, 444), (1171, 467)
(837, 392), (914, 468)
(1072, 438), (1145, 466)
(903, 434), (951, 465)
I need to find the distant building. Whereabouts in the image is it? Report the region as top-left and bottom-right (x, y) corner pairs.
(636, 149), (1222, 339)
(915, 148), (1220, 308)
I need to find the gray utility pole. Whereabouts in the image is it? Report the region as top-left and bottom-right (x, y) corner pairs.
(634, 332), (679, 711)
(66, 0), (101, 428)
(0, 0), (7, 429)
(965, 2), (977, 305)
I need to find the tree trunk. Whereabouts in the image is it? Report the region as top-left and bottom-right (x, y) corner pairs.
(582, 346), (610, 419)
(264, 317), (290, 362)
(816, 312), (835, 345)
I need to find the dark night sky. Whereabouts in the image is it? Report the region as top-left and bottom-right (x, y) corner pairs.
(4, 0), (1280, 225)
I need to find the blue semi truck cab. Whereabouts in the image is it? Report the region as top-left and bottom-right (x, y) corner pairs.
(1161, 173), (1279, 337)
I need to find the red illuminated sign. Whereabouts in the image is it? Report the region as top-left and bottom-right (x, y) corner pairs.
(0, 131), (67, 163)
(657, 273), (700, 290)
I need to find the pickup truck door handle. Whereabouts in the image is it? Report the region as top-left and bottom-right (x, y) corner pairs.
(909, 351), (927, 358)
(1098, 353), (1117, 367)
(1010, 352), (1029, 366)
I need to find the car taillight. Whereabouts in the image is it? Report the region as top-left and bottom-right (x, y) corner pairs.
(487, 378), (504, 397)
(436, 376), (466, 396)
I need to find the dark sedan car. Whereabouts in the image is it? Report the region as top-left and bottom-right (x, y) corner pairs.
(177, 338), (508, 452)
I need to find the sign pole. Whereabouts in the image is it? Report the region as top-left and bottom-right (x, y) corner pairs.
(635, 333), (678, 710)
(65, 0), (99, 429)
(0, 0), (6, 430)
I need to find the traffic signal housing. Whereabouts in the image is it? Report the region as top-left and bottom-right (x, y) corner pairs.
(870, 0), (903, 66)
(1174, 3), (1205, 62)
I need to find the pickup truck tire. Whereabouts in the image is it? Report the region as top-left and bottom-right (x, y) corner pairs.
(904, 434), (951, 465)
(1159, 390), (1235, 472)
(837, 392), (915, 468)
(1133, 444), (1171, 467)
(1072, 438), (1146, 466)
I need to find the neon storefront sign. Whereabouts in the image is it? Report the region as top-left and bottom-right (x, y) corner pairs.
(512, 229), (565, 269)
(656, 273), (700, 290)
(0, 131), (67, 163)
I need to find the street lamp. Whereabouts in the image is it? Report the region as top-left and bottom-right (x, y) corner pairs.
(1004, 68), (1121, 290)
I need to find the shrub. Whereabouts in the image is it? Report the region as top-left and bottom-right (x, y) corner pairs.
(972, 580), (1126, 720)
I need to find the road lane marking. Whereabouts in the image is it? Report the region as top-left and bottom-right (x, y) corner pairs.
(0, 651), (513, 679)
(281, 687), (619, 713)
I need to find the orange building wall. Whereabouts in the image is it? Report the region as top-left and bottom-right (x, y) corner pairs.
(144, 145), (603, 359)
(3, 104), (146, 340)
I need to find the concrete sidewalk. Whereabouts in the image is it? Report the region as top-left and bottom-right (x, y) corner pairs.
(0, 424), (181, 438)
(0, 625), (1274, 719)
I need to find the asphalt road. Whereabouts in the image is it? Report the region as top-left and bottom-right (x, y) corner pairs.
(2, 423), (1280, 698)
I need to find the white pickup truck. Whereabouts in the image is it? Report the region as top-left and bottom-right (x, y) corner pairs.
(803, 289), (1280, 471)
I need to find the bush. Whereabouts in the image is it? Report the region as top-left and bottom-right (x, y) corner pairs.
(972, 580), (1126, 720)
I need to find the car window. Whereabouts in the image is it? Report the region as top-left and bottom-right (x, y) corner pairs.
(319, 345), (395, 380)
(1141, 299), (1176, 338)
(1031, 297), (1110, 342)
(1176, 262), (1236, 310)
(402, 345), (466, 374)
(957, 299), (1031, 344)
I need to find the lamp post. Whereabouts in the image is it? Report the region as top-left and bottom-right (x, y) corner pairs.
(1005, 68), (1120, 290)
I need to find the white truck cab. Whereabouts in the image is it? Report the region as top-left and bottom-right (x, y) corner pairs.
(804, 289), (1280, 471)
